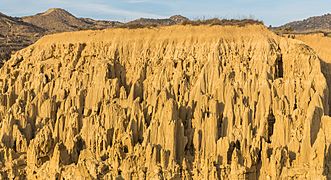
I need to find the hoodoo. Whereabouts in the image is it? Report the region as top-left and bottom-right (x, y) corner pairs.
(0, 25), (330, 179)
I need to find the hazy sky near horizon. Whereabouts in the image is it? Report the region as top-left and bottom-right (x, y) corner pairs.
(0, 0), (331, 26)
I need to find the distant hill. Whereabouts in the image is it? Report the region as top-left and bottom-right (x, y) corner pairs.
(277, 13), (331, 33)
(22, 8), (121, 32)
(80, 18), (122, 30)
(125, 15), (189, 27)
(0, 12), (43, 34)
(0, 12), (44, 64)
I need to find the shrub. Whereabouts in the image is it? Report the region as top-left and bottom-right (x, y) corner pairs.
(180, 18), (264, 27)
(117, 17), (264, 29)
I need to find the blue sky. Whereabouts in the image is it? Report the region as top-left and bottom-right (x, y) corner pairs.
(1, 0), (331, 26)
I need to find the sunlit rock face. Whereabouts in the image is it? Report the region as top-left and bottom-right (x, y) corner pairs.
(0, 25), (330, 179)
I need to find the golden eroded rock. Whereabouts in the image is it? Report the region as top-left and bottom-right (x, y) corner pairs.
(0, 25), (330, 179)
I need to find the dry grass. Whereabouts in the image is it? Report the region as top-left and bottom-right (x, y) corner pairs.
(119, 18), (263, 29)
(119, 23), (158, 29)
(181, 18), (263, 27)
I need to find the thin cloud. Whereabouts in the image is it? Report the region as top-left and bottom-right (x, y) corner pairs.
(122, 0), (151, 3)
(47, 0), (165, 20)
(120, 0), (182, 5)
(76, 3), (164, 19)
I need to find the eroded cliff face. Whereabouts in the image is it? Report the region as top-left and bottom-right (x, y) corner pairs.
(295, 34), (331, 123)
(0, 25), (330, 179)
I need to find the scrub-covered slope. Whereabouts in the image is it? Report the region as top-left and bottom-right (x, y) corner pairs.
(0, 12), (44, 63)
(0, 25), (330, 179)
(277, 13), (331, 33)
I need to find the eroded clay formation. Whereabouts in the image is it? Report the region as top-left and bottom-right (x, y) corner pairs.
(0, 25), (330, 179)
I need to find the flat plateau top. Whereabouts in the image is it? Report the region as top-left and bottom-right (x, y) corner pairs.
(36, 25), (275, 45)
